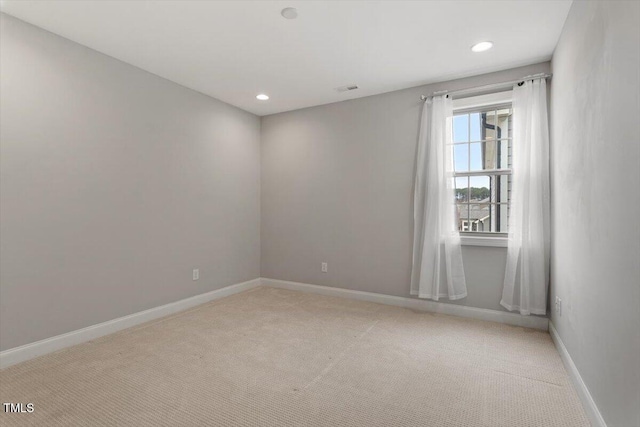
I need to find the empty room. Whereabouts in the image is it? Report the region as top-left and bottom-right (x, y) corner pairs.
(0, 1), (638, 426)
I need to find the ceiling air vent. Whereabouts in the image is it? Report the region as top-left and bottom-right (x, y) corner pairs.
(335, 84), (359, 92)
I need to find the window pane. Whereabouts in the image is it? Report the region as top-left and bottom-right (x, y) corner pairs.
(454, 144), (469, 172)
(470, 142), (482, 171)
(495, 203), (509, 232)
(483, 140), (498, 170)
(459, 182), (510, 233)
(469, 199), (490, 231)
(496, 108), (512, 141)
(469, 113), (481, 141)
(457, 204), (469, 232)
(453, 115), (469, 143)
(469, 176), (490, 201)
(455, 177), (469, 202)
(493, 174), (510, 205)
(483, 111), (497, 141)
(496, 139), (510, 169)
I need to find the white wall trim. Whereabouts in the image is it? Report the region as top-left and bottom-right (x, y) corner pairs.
(1, 277), (550, 370)
(460, 235), (508, 247)
(0, 278), (262, 369)
(261, 278), (548, 330)
(453, 90), (513, 110)
(549, 321), (607, 427)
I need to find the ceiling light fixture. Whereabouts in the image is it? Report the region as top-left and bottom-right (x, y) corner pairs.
(256, 94), (269, 101)
(281, 7), (298, 19)
(471, 41), (493, 53)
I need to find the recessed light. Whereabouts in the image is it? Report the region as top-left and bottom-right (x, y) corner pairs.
(281, 7), (298, 19)
(256, 94), (269, 101)
(471, 41), (493, 53)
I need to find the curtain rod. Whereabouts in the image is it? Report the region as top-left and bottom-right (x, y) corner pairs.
(419, 73), (552, 101)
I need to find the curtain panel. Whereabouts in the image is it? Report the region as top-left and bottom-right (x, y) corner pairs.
(411, 95), (467, 300)
(501, 78), (550, 315)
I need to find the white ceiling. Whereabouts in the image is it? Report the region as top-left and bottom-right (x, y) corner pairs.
(0, 1), (572, 116)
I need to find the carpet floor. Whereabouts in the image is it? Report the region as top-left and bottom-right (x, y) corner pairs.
(0, 286), (589, 426)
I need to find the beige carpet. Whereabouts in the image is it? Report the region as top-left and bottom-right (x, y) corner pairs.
(0, 286), (589, 426)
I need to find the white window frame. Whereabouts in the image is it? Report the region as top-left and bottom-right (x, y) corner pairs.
(452, 91), (512, 248)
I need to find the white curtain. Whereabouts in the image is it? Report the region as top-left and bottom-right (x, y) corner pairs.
(411, 95), (467, 300)
(501, 78), (550, 315)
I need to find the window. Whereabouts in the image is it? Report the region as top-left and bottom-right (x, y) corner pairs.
(452, 98), (512, 235)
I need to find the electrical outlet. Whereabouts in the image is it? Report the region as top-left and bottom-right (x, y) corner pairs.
(192, 268), (199, 281)
(321, 262), (328, 273)
(555, 296), (562, 315)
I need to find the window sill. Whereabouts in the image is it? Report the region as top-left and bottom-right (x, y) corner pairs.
(460, 235), (507, 247)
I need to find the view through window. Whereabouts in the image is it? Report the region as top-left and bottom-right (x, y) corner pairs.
(452, 104), (512, 233)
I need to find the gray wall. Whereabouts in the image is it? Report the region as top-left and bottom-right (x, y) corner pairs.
(0, 14), (261, 351)
(549, 1), (640, 426)
(261, 62), (550, 312)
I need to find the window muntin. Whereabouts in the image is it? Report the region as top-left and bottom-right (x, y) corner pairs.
(452, 104), (512, 233)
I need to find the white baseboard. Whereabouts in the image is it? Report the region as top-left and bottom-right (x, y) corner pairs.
(549, 322), (607, 427)
(0, 278), (261, 369)
(1, 277), (548, 370)
(260, 278), (548, 330)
